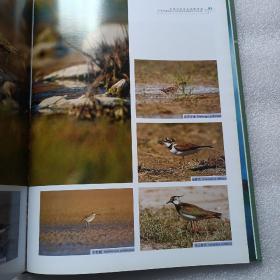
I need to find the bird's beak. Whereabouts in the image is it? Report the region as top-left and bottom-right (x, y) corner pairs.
(158, 140), (163, 145)
(166, 200), (172, 204)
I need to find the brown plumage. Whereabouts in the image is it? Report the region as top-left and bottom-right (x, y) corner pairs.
(160, 85), (178, 94)
(159, 138), (213, 161)
(167, 196), (222, 232)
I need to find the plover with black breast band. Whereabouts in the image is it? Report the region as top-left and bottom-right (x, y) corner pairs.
(159, 137), (213, 167)
(166, 196), (222, 232)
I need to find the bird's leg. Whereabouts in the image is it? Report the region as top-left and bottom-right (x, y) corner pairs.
(192, 221), (198, 233)
(181, 156), (185, 170)
(195, 221), (200, 233)
(205, 221), (208, 232)
(187, 222), (191, 232)
(191, 221), (195, 233)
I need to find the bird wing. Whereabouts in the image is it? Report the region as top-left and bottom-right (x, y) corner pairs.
(180, 203), (221, 219)
(174, 143), (201, 152)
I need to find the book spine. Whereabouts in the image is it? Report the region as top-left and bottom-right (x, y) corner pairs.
(226, 0), (262, 262)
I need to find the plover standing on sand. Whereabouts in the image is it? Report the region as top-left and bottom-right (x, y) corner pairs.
(82, 212), (98, 229)
(159, 138), (213, 167)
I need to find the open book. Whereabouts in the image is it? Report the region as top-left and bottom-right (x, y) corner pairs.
(0, 0), (261, 278)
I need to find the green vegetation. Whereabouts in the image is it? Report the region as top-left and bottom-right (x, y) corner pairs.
(140, 207), (231, 250)
(30, 115), (132, 185)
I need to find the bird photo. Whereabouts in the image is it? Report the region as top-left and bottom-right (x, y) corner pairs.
(137, 123), (226, 182)
(0, 191), (20, 263)
(159, 137), (213, 167)
(82, 212), (99, 229)
(39, 189), (134, 256)
(139, 186), (231, 251)
(135, 60), (221, 118)
(0, 0), (32, 186)
(166, 196), (221, 232)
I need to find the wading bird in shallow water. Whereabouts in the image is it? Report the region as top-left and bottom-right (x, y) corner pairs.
(159, 138), (213, 167)
(166, 196), (222, 232)
(82, 212), (99, 229)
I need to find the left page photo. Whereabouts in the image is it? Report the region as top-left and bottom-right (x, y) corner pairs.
(30, 0), (131, 186)
(0, 0), (32, 279)
(28, 0), (133, 274)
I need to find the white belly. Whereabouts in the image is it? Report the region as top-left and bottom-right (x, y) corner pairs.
(85, 216), (95, 223)
(180, 213), (197, 220)
(170, 146), (198, 157)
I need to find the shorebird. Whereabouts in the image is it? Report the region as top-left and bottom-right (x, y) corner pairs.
(82, 212), (98, 229)
(159, 138), (213, 167)
(166, 196), (222, 232)
(160, 85), (178, 95)
(0, 224), (9, 235)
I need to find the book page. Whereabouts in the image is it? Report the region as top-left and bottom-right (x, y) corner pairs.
(0, 0), (32, 279)
(0, 187), (28, 279)
(27, 0), (255, 274)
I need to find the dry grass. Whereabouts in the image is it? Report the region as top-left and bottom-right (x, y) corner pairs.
(30, 115), (132, 185)
(140, 207), (231, 250)
(137, 123), (226, 182)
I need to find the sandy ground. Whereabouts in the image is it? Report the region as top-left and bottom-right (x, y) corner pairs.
(137, 123), (226, 182)
(135, 60), (220, 118)
(40, 223), (134, 256)
(136, 90), (221, 118)
(40, 189), (134, 256)
(137, 93), (221, 118)
(139, 186), (231, 251)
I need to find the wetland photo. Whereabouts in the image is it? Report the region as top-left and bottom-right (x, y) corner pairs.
(30, 0), (132, 185)
(39, 188), (134, 256)
(0, 191), (20, 264)
(139, 186), (231, 251)
(135, 60), (221, 118)
(137, 123), (226, 183)
(0, 0), (32, 185)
